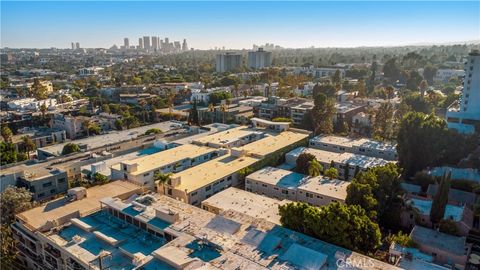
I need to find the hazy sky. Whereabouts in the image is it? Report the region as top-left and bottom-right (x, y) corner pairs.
(1, 1), (479, 49)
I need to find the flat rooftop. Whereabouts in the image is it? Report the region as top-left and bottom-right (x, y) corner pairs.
(201, 187), (289, 224)
(411, 226), (467, 256)
(288, 147), (391, 169)
(16, 180), (141, 232)
(119, 144), (217, 176)
(38, 121), (177, 156)
(311, 135), (397, 152)
(237, 130), (309, 157)
(192, 126), (264, 147)
(173, 155), (259, 192)
(247, 167), (350, 199)
(407, 198), (464, 222)
(335, 102), (364, 113)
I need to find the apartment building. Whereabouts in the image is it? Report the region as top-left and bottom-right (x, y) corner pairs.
(160, 128), (310, 205)
(245, 166), (349, 206)
(1, 164), (68, 201)
(309, 135), (398, 160)
(111, 144), (225, 189)
(201, 187), (289, 224)
(51, 113), (88, 139)
(285, 147), (391, 180)
(13, 184), (399, 270)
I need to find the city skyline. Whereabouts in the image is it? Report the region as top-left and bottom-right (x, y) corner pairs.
(1, 1), (479, 50)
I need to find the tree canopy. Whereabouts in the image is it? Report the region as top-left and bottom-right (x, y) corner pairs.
(279, 202), (381, 253)
(62, 143), (81, 155)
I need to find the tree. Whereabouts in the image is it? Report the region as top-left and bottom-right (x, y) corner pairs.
(220, 104), (228, 124)
(189, 99), (200, 125)
(154, 172), (172, 195)
(406, 70), (423, 91)
(346, 164), (402, 228)
(430, 172), (451, 224)
(438, 219), (458, 235)
(332, 69), (341, 84)
(92, 172), (109, 184)
(423, 64), (438, 85)
(385, 85), (395, 100)
(101, 104), (111, 113)
(324, 167), (339, 179)
(88, 123), (101, 135)
(30, 78), (48, 100)
(280, 202), (381, 253)
(1, 125), (13, 142)
(356, 79), (366, 98)
(0, 187), (35, 265)
(373, 102), (395, 140)
(0, 142), (18, 165)
(272, 117), (292, 123)
(367, 61), (377, 95)
(62, 143), (80, 155)
(207, 103), (215, 124)
(21, 136), (36, 157)
(419, 79), (429, 97)
(311, 93), (335, 135)
(383, 58), (401, 83)
(307, 159), (323, 177)
(209, 91), (232, 106)
(40, 103), (48, 120)
(296, 153), (316, 174)
(385, 231), (417, 248)
(398, 112), (476, 178)
(145, 128), (162, 135)
(402, 92), (433, 114)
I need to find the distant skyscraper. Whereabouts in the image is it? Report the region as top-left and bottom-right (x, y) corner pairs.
(174, 41), (181, 52)
(182, 39), (188, 51)
(143, 36), (151, 50)
(124, 38), (130, 49)
(446, 50), (480, 134)
(75, 42), (80, 49)
(248, 48), (272, 69)
(71, 42), (75, 50)
(138, 38), (143, 49)
(216, 52), (242, 73)
(152, 37), (158, 51)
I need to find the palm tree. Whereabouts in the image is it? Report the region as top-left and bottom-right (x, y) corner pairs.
(207, 103), (215, 124)
(307, 159), (323, 177)
(138, 100), (147, 123)
(167, 92), (175, 120)
(154, 172), (172, 195)
(39, 103), (47, 120)
(21, 136), (36, 158)
(220, 104), (228, 124)
(83, 120), (91, 137)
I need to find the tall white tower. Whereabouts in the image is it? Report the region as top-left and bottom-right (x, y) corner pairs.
(446, 50), (480, 134)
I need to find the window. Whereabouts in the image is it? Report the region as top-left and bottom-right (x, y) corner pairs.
(167, 189), (172, 196)
(143, 172), (150, 177)
(50, 189), (56, 194)
(42, 182), (52, 188)
(220, 179), (225, 183)
(274, 187), (279, 190)
(58, 178), (66, 183)
(262, 184), (267, 188)
(281, 190), (288, 195)
(191, 191), (198, 196)
(205, 185), (212, 191)
(213, 181), (219, 186)
(227, 175), (232, 181)
(306, 192), (313, 198)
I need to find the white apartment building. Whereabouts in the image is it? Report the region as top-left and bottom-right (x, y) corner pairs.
(111, 144), (226, 189)
(286, 147), (391, 180)
(247, 48), (272, 69)
(245, 166), (349, 206)
(434, 69), (465, 83)
(309, 135), (398, 160)
(446, 50), (480, 134)
(7, 98), (57, 111)
(216, 52), (242, 73)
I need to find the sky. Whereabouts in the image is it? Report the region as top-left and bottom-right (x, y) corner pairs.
(1, 1), (479, 49)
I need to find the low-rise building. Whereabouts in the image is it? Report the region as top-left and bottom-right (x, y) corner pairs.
(245, 166), (349, 206)
(309, 135), (397, 160)
(201, 187), (289, 224)
(401, 197), (473, 236)
(160, 129), (310, 205)
(51, 113), (89, 139)
(111, 144), (225, 189)
(119, 93), (158, 105)
(410, 226), (471, 269)
(285, 147), (391, 180)
(13, 184), (399, 270)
